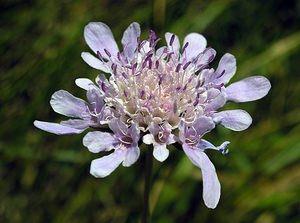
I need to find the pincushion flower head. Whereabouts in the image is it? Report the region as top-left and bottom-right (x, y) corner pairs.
(34, 22), (271, 208)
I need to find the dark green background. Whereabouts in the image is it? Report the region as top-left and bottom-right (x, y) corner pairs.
(1, 0), (300, 222)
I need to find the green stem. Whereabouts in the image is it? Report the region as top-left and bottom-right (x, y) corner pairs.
(142, 146), (153, 223)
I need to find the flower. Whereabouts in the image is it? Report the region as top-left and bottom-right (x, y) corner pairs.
(34, 22), (271, 208)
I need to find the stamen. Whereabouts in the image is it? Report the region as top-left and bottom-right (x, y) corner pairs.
(140, 90), (145, 98)
(97, 51), (104, 60)
(183, 61), (191, 70)
(124, 90), (128, 98)
(121, 72), (128, 79)
(182, 42), (189, 54)
(175, 63), (182, 72)
(148, 59), (152, 69)
(101, 82), (107, 93)
(155, 60), (159, 69)
(193, 99), (199, 107)
(104, 48), (111, 57)
(117, 52), (122, 62)
(173, 101), (178, 113)
(158, 74), (163, 85)
(217, 70), (225, 78)
(169, 34), (175, 46)
(145, 52), (153, 61)
(195, 78), (204, 89)
(138, 40), (147, 52)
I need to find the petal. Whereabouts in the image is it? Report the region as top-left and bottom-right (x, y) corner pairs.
(75, 78), (94, 91)
(60, 119), (90, 130)
(165, 32), (180, 56)
(50, 90), (87, 118)
(108, 119), (128, 135)
(205, 92), (226, 111)
(178, 121), (186, 142)
(199, 139), (230, 154)
(183, 33), (207, 60)
(81, 52), (110, 72)
(83, 131), (116, 153)
(195, 48), (216, 70)
(183, 145), (221, 209)
(153, 144), (169, 162)
(143, 134), (154, 145)
(166, 134), (176, 145)
(34, 120), (84, 135)
(122, 145), (140, 167)
(86, 86), (104, 113)
(193, 116), (215, 136)
(121, 22), (140, 59)
(215, 53), (236, 84)
(84, 22), (119, 57)
(225, 76), (271, 102)
(213, 109), (252, 131)
(128, 123), (140, 143)
(90, 150), (126, 178)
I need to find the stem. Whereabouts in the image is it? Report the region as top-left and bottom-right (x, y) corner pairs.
(142, 146), (153, 223)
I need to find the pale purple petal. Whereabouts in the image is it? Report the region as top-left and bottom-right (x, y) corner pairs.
(81, 52), (110, 72)
(165, 32), (180, 56)
(183, 33), (207, 60)
(183, 144), (221, 209)
(75, 78), (94, 91)
(199, 139), (230, 154)
(153, 144), (169, 162)
(193, 116), (215, 136)
(128, 123), (140, 143)
(60, 119), (90, 130)
(50, 90), (87, 118)
(84, 22), (119, 57)
(178, 121), (186, 142)
(108, 119), (129, 137)
(86, 86), (105, 113)
(166, 134), (176, 145)
(225, 76), (271, 102)
(83, 131), (116, 153)
(213, 109), (252, 131)
(34, 120), (84, 135)
(205, 92), (226, 111)
(122, 145), (140, 167)
(195, 48), (216, 70)
(122, 22), (140, 59)
(90, 150), (126, 178)
(215, 53), (236, 84)
(143, 134), (153, 145)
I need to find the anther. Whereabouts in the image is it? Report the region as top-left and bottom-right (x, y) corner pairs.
(183, 61), (191, 70)
(97, 51), (104, 60)
(101, 82), (107, 93)
(182, 42), (189, 54)
(104, 48), (111, 57)
(155, 60), (159, 69)
(217, 70), (225, 78)
(169, 34), (175, 46)
(117, 52), (122, 62)
(148, 60), (152, 69)
(175, 63), (182, 72)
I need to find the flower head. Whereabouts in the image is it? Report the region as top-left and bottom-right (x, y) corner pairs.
(34, 22), (271, 208)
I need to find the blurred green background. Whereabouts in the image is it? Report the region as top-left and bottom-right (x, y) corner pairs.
(1, 0), (300, 222)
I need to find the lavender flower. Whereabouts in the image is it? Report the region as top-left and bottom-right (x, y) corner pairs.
(34, 22), (271, 208)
